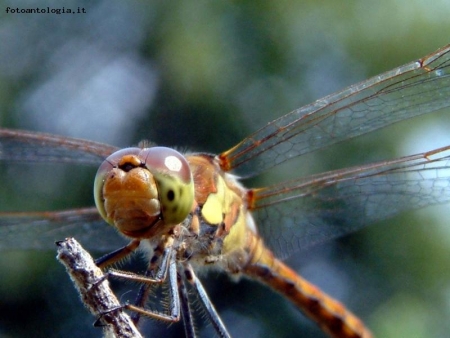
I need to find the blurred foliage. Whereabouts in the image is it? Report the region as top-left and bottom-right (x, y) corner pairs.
(0, 0), (450, 337)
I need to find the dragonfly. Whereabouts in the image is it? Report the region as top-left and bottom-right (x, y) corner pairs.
(1, 44), (450, 338)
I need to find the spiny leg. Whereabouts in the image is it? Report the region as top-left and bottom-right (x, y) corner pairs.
(131, 246), (173, 324)
(184, 264), (231, 338)
(95, 239), (141, 268)
(107, 250), (181, 323)
(179, 273), (196, 338)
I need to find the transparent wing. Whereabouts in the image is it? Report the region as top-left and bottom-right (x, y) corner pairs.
(218, 45), (450, 177)
(0, 129), (122, 251)
(0, 208), (125, 251)
(0, 128), (119, 165)
(248, 146), (450, 257)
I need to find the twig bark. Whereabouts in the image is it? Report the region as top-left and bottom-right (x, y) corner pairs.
(56, 238), (143, 338)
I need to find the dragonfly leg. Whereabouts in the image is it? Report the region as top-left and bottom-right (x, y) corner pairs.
(131, 246), (173, 324)
(121, 254), (180, 322)
(95, 239), (141, 268)
(93, 305), (123, 327)
(105, 250), (181, 323)
(179, 273), (196, 338)
(184, 264), (231, 338)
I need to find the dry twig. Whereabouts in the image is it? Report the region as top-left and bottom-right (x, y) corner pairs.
(56, 238), (143, 338)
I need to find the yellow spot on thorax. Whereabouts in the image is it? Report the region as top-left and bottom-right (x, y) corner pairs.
(201, 173), (250, 256)
(201, 175), (227, 225)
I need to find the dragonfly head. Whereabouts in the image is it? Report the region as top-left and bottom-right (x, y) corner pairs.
(94, 147), (194, 238)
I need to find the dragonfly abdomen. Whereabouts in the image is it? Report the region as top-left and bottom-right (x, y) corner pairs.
(243, 233), (372, 338)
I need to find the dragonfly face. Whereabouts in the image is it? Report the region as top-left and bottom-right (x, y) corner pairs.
(1, 44), (450, 337)
(94, 146), (194, 238)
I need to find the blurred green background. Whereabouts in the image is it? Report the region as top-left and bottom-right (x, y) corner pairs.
(1, 0), (450, 337)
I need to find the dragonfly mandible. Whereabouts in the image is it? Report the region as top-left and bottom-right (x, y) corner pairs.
(1, 44), (450, 338)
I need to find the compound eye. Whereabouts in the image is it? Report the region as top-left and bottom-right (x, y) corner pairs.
(141, 147), (194, 225)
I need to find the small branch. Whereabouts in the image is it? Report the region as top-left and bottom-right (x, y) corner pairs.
(56, 238), (143, 338)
